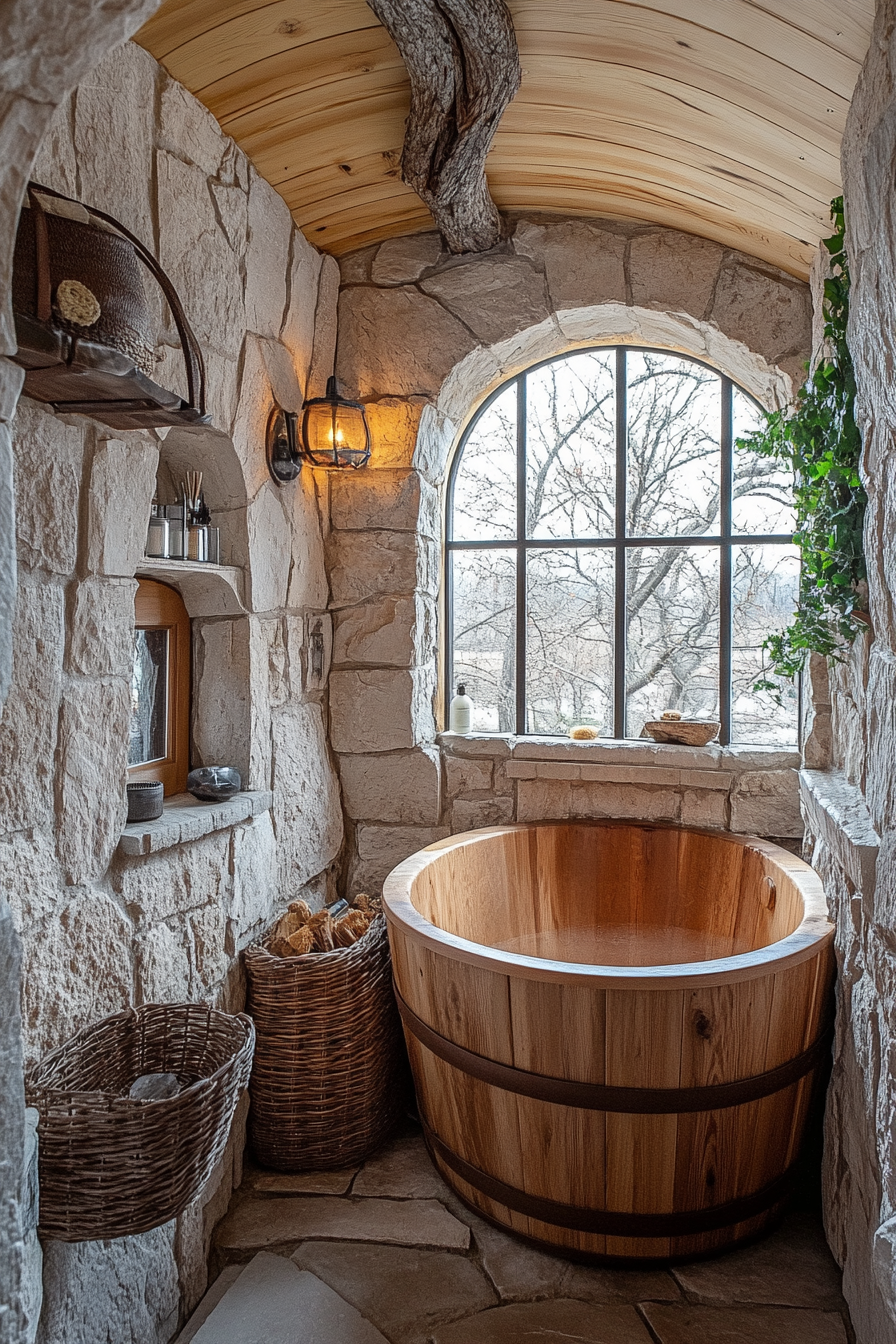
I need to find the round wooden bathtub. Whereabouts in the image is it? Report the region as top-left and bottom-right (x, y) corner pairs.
(383, 821), (834, 1262)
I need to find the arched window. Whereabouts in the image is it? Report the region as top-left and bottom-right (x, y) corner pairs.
(445, 347), (798, 745)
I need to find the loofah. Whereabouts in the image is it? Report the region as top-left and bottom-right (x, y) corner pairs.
(286, 925), (314, 955)
(306, 910), (336, 952)
(569, 725), (599, 740)
(55, 278), (101, 326)
(661, 709), (682, 721)
(289, 900), (313, 921)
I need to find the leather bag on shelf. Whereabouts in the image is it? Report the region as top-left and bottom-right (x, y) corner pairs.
(11, 182), (211, 430)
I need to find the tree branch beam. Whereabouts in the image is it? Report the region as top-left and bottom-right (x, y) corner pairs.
(366, 0), (521, 253)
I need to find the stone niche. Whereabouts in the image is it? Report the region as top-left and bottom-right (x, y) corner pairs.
(0, 39), (343, 1344)
(328, 218), (813, 896)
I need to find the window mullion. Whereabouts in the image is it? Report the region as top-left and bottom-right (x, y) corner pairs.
(515, 376), (527, 735)
(720, 378), (733, 746)
(614, 346), (627, 738)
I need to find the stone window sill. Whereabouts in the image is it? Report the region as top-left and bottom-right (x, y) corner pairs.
(438, 733), (800, 779)
(118, 790), (273, 856)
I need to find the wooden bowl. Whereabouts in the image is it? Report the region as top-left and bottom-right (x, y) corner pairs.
(644, 720), (720, 746)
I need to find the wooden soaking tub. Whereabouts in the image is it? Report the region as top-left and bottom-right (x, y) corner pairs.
(383, 821), (834, 1262)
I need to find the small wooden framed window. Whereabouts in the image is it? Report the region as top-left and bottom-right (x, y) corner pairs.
(128, 579), (190, 796)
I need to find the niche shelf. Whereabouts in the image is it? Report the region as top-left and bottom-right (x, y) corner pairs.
(136, 557), (244, 617)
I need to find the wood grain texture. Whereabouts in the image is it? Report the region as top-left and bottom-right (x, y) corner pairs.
(385, 821), (834, 1260)
(135, 0), (874, 275)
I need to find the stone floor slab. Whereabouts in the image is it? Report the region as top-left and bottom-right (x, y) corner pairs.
(442, 1195), (568, 1301)
(216, 1196), (471, 1253)
(561, 1260), (682, 1305)
(186, 1252), (388, 1344)
(670, 1214), (846, 1309)
(293, 1239), (497, 1344)
(353, 1126), (451, 1200)
(642, 1303), (850, 1343)
(246, 1166), (358, 1196)
(429, 1299), (654, 1343)
(173, 1266), (243, 1344)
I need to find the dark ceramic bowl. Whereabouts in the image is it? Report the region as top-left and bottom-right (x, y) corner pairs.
(187, 766), (241, 802)
(126, 780), (164, 823)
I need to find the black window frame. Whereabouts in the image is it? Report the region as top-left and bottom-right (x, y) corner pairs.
(444, 344), (797, 746)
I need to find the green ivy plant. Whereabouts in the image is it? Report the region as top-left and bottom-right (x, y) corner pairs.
(737, 196), (867, 694)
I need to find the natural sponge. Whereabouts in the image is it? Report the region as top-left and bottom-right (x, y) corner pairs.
(569, 725), (599, 740)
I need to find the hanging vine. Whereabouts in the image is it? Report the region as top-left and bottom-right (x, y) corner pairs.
(738, 197), (867, 693)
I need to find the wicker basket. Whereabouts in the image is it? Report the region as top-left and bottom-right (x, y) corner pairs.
(26, 1002), (255, 1241)
(244, 914), (405, 1170)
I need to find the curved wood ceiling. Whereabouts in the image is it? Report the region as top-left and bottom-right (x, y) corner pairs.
(137, 0), (874, 277)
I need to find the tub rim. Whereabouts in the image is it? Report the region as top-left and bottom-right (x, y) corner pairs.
(382, 821), (833, 989)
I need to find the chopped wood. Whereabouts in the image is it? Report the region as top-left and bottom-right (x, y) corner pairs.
(365, 0), (521, 253)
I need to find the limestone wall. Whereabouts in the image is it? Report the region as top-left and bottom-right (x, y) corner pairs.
(801, 1), (896, 1338)
(0, 40), (342, 1344)
(328, 218), (812, 895)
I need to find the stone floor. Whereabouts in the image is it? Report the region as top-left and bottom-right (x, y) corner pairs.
(178, 1120), (855, 1344)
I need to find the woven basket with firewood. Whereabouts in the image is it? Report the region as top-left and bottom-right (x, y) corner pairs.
(244, 894), (406, 1171)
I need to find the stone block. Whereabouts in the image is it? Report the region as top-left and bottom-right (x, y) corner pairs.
(451, 797), (514, 831)
(229, 812), (278, 941)
(711, 259), (812, 365)
(514, 218), (627, 310)
(445, 756), (493, 795)
(681, 789), (728, 829)
(280, 228), (322, 384)
(730, 769), (802, 837)
(331, 469), (436, 535)
(440, 733), (512, 759)
(115, 833), (231, 925)
(537, 762), (580, 780)
(84, 436), (158, 577)
(0, 829), (63, 933)
(192, 617), (254, 788)
(332, 595), (422, 668)
(330, 669), (433, 754)
(327, 530), (438, 606)
(216, 1196), (469, 1252)
(20, 889), (132, 1065)
(74, 42), (158, 247)
(30, 95), (78, 199)
(12, 399), (83, 574)
(157, 150), (245, 358)
(159, 73), (228, 178)
(361, 397), (424, 471)
(67, 577), (136, 677)
(245, 486), (292, 613)
(336, 286), (476, 398)
(372, 232), (443, 284)
(339, 245), (378, 284)
(352, 825), (450, 893)
(639, 1304), (847, 1344)
(308, 254), (340, 397)
(244, 169), (292, 337)
(39, 1223), (179, 1344)
(431, 1300), (653, 1343)
(569, 783), (681, 823)
(285, 481), (329, 611)
(294, 1241), (495, 1344)
(135, 922), (192, 1003)
(56, 678), (131, 884)
(271, 702), (344, 887)
(420, 255), (550, 346)
(0, 581), (64, 834)
(504, 760), (537, 780)
(678, 769), (732, 791)
(338, 748), (442, 825)
(188, 1255), (389, 1344)
(413, 402), (456, 483)
(629, 230), (724, 317)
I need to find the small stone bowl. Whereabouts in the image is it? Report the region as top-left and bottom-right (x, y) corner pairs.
(187, 766), (241, 802)
(644, 720), (720, 746)
(126, 780), (164, 823)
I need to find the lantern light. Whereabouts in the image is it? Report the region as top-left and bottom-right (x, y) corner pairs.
(301, 375), (371, 469)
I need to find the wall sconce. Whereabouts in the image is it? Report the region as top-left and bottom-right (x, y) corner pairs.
(302, 376), (371, 470)
(266, 376), (371, 484)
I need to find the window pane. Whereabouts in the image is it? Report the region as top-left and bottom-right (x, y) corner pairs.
(626, 352), (721, 538)
(451, 549), (516, 732)
(526, 548), (615, 735)
(733, 386), (796, 535)
(626, 546), (720, 737)
(525, 351), (616, 540)
(129, 628), (168, 765)
(451, 383), (518, 541)
(732, 544), (800, 745)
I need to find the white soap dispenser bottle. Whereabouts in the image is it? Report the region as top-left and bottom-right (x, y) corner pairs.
(449, 682), (472, 735)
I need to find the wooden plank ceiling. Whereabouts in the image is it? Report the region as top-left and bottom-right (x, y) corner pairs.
(136, 0), (874, 278)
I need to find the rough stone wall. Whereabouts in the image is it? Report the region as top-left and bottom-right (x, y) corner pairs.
(0, 40), (343, 1344)
(328, 219), (812, 895)
(803, 1), (896, 1338)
